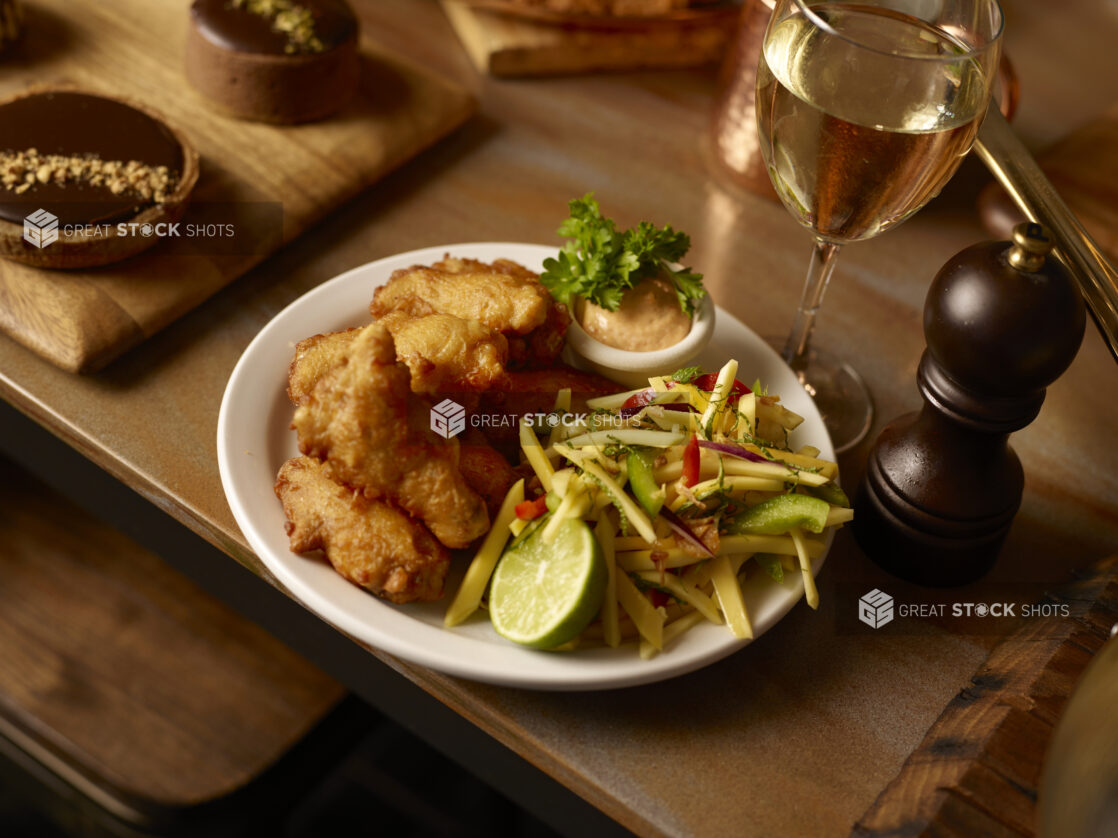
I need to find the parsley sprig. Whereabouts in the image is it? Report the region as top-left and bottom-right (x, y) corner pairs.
(540, 194), (707, 316)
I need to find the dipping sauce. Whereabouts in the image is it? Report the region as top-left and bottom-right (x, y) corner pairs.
(579, 276), (692, 351)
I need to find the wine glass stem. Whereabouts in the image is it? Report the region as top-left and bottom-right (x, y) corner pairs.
(783, 238), (842, 375)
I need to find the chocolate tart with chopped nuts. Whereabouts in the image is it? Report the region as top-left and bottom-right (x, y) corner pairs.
(0, 0), (21, 54)
(186, 0), (360, 124)
(0, 88), (199, 270)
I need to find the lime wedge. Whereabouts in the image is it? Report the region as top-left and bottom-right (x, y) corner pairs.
(489, 518), (606, 650)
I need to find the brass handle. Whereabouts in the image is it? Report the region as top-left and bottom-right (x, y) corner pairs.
(975, 108), (1118, 364)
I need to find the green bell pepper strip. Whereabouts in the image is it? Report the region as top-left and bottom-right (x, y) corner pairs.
(626, 447), (665, 518)
(726, 494), (830, 535)
(806, 481), (850, 508)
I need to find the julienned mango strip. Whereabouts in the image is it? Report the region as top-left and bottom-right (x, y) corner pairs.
(615, 534), (826, 571)
(826, 507), (855, 527)
(579, 460), (657, 543)
(545, 388), (573, 466)
(641, 610), (707, 660)
(756, 398), (804, 430)
(636, 571), (722, 625)
(789, 527), (820, 610)
(740, 444), (838, 480)
(595, 514), (621, 649)
(444, 479), (525, 627)
(655, 453), (831, 487)
(710, 555), (753, 639)
(519, 418), (554, 492)
(615, 570), (664, 651)
(698, 359), (738, 435)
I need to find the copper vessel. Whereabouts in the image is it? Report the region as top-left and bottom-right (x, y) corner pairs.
(710, 0), (777, 198)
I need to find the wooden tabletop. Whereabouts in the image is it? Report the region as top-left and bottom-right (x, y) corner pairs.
(1, 1), (1117, 836)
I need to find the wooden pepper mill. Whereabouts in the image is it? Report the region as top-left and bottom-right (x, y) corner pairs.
(855, 223), (1086, 586)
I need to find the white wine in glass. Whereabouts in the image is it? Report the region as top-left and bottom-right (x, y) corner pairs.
(756, 0), (1003, 452)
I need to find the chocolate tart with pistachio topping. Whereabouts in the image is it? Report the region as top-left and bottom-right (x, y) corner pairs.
(186, 0), (360, 124)
(0, 88), (199, 270)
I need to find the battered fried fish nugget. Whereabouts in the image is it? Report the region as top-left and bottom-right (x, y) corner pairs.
(371, 256), (549, 332)
(275, 456), (449, 604)
(288, 315), (508, 400)
(287, 328), (360, 406)
(377, 311), (509, 394)
(293, 323), (489, 549)
(457, 429), (517, 518)
(370, 256), (570, 367)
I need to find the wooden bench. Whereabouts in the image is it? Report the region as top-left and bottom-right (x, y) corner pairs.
(0, 457), (367, 836)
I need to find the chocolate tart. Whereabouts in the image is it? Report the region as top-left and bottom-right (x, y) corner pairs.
(186, 0), (360, 124)
(0, 88), (199, 270)
(0, 0), (21, 54)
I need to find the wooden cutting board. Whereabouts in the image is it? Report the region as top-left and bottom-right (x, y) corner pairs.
(979, 102), (1118, 264)
(0, 0), (475, 373)
(853, 556), (1118, 837)
(441, 0), (735, 77)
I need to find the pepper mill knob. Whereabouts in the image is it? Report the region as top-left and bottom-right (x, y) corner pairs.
(1007, 223), (1051, 271)
(854, 223), (1086, 586)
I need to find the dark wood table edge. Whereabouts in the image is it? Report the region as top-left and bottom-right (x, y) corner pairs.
(0, 395), (637, 838)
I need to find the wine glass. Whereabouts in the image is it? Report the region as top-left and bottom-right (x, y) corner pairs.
(755, 0), (1004, 452)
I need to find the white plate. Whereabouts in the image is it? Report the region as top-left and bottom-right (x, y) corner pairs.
(217, 243), (835, 691)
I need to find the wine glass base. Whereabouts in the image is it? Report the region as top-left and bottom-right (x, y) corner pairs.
(764, 337), (874, 455)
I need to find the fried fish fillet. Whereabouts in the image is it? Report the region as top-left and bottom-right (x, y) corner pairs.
(293, 323), (489, 549)
(377, 311), (508, 393)
(286, 327), (510, 511)
(275, 456), (449, 603)
(287, 328), (360, 406)
(288, 315), (508, 400)
(457, 429), (517, 518)
(369, 256), (570, 367)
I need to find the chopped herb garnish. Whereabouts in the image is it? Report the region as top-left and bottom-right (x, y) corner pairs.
(671, 365), (703, 384)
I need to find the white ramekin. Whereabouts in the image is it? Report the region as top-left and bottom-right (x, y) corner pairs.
(562, 293), (716, 388)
